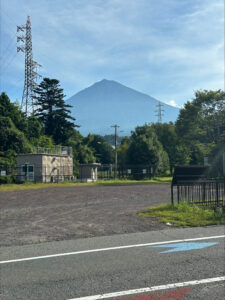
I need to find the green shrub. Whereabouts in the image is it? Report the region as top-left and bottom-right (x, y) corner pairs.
(0, 175), (16, 184)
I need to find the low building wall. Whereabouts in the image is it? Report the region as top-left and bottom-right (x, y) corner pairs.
(78, 163), (101, 182)
(17, 154), (73, 183)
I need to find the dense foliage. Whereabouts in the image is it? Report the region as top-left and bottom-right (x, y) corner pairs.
(1, 87), (224, 180)
(125, 125), (169, 175)
(175, 90), (224, 176)
(33, 78), (78, 144)
(0, 92), (54, 166)
(84, 134), (114, 164)
(117, 90), (224, 176)
(150, 122), (190, 173)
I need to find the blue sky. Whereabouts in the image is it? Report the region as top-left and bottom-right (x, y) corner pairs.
(0, 0), (224, 107)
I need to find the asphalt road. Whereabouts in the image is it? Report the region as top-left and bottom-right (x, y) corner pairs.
(1, 226), (224, 299)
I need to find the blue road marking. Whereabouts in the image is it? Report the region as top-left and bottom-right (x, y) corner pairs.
(150, 242), (219, 253)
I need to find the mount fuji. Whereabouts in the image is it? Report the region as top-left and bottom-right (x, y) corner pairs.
(66, 79), (180, 136)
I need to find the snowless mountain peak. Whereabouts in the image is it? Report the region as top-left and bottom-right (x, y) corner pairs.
(67, 79), (179, 136)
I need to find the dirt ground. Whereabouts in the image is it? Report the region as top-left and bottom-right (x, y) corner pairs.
(0, 184), (173, 247)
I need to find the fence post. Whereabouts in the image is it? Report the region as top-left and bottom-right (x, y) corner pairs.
(216, 181), (219, 207)
(202, 182), (206, 203)
(177, 185), (180, 204)
(171, 184), (174, 205)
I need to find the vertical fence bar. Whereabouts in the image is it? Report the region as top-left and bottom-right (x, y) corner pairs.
(202, 182), (206, 203)
(171, 184), (174, 205)
(173, 180), (224, 208)
(177, 185), (180, 204)
(216, 181), (219, 207)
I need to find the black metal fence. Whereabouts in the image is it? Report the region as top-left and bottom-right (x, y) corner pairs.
(118, 165), (153, 180)
(1, 164), (153, 183)
(171, 179), (225, 208)
(97, 164), (153, 180)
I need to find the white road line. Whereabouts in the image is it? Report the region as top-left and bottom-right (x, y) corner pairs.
(0, 235), (224, 264)
(68, 276), (225, 300)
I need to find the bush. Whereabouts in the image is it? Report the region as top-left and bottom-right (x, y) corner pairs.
(0, 175), (16, 184)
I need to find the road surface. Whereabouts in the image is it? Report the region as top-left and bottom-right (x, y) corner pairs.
(0, 226), (224, 299)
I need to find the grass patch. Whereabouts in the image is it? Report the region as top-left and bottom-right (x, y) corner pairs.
(138, 202), (225, 226)
(0, 177), (172, 192)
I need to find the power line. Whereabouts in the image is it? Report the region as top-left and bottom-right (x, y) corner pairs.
(0, 33), (17, 72)
(0, 50), (18, 75)
(155, 101), (164, 123)
(0, 33), (17, 62)
(17, 16), (41, 115)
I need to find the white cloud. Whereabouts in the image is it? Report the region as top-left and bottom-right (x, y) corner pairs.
(165, 100), (180, 108)
(1, 0), (224, 105)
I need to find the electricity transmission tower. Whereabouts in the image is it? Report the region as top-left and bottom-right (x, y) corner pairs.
(111, 124), (120, 179)
(17, 16), (41, 115)
(155, 101), (164, 123)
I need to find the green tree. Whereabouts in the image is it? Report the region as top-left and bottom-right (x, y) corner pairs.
(0, 117), (31, 165)
(25, 116), (55, 148)
(0, 92), (55, 166)
(151, 122), (190, 173)
(0, 92), (27, 132)
(176, 90), (225, 144)
(117, 138), (130, 167)
(84, 134), (114, 164)
(66, 129), (96, 165)
(126, 125), (169, 175)
(175, 90), (225, 165)
(173, 144), (191, 166)
(26, 116), (42, 140)
(33, 78), (78, 144)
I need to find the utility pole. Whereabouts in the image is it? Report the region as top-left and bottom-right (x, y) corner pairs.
(111, 124), (120, 179)
(17, 16), (41, 115)
(155, 101), (164, 123)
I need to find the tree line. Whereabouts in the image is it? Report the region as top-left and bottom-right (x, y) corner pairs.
(0, 77), (224, 179)
(118, 90), (224, 176)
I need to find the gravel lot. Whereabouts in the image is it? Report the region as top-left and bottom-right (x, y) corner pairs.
(0, 184), (173, 247)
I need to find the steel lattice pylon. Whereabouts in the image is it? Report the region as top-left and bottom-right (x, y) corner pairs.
(17, 16), (41, 115)
(155, 101), (164, 123)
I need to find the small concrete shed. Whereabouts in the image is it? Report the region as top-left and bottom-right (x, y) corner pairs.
(17, 146), (73, 183)
(78, 163), (101, 182)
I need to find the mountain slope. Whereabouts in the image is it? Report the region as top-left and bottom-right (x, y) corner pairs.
(66, 79), (179, 136)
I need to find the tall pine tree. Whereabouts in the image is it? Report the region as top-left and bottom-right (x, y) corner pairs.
(33, 78), (78, 144)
